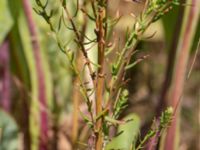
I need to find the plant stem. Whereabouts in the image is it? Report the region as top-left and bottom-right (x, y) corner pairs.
(163, 0), (199, 149)
(95, 1), (106, 149)
(62, 5), (96, 88)
(0, 39), (10, 111)
(146, 3), (185, 149)
(71, 77), (80, 144)
(71, 4), (88, 144)
(36, 1), (97, 133)
(22, 0), (48, 149)
(106, 13), (158, 109)
(156, 0), (185, 118)
(13, 77), (31, 150)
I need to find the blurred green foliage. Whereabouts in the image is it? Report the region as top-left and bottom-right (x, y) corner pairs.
(0, 110), (19, 150)
(0, 0), (13, 44)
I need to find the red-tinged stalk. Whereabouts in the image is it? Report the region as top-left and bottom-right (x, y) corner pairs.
(95, 1), (107, 149)
(146, 0), (199, 149)
(22, 0), (48, 149)
(156, 0), (185, 117)
(163, 0), (199, 149)
(0, 39), (10, 111)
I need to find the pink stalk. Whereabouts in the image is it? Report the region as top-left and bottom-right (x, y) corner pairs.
(0, 39), (10, 112)
(164, 0), (199, 149)
(22, 0), (48, 149)
(146, 0), (199, 149)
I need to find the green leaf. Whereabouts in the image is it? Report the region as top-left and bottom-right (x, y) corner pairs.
(0, 0), (13, 44)
(105, 114), (140, 150)
(0, 110), (19, 150)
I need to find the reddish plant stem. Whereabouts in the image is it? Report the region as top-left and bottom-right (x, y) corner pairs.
(95, 3), (106, 150)
(146, 0), (199, 149)
(163, 0), (199, 149)
(22, 0), (48, 149)
(0, 39), (10, 111)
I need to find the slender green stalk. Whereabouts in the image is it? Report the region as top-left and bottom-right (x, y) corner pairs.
(22, 0), (50, 149)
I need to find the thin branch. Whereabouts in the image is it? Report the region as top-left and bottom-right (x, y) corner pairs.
(61, 3), (96, 88)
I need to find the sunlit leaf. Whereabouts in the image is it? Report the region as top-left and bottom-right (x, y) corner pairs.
(105, 114), (140, 150)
